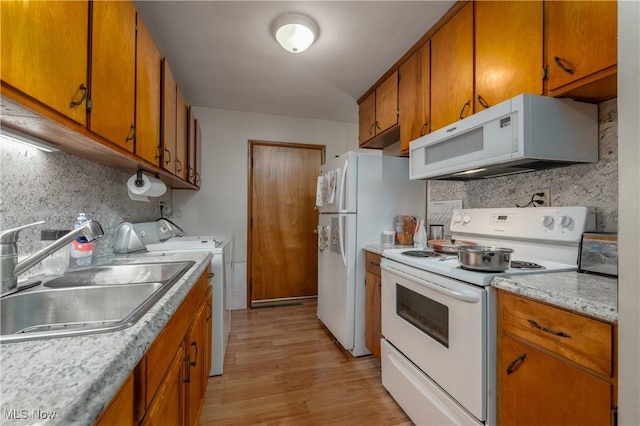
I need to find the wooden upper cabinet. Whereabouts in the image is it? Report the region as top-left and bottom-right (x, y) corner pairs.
(399, 42), (430, 154)
(187, 107), (197, 185)
(161, 58), (177, 174)
(358, 71), (398, 147)
(0, 1), (89, 125)
(546, 0), (617, 100)
(430, 2), (473, 132)
(358, 92), (376, 145)
(175, 88), (188, 180)
(375, 71), (399, 134)
(475, 1), (543, 111)
(195, 119), (202, 187)
(90, 0), (136, 152)
(135, 14), (162, 166)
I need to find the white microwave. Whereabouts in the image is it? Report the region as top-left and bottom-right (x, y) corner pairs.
(409, 94), (598, 180)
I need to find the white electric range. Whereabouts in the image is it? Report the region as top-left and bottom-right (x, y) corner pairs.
(380, 206), (596, 426)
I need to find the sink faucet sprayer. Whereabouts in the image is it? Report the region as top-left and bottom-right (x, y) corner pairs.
(0, 220), (105, 295)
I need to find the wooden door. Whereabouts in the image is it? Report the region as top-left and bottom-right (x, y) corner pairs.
(135, 14), (162, 166)
(399, 42), (430, 154)
(431, 2), (473, 132)
(162, 58), (177, 174)
(249, 142), (324, 304)
(375, 70), (399, 134)
(90, 0), (136, 150)
(358, 93), (376, 145)
(475, 1), (543, 110)
(1, 1), (88, 125)
(498, 335), (611, 426)
(546, 1), (617, 92)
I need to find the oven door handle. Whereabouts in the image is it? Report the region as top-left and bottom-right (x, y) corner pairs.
(381, 264), (480, 303)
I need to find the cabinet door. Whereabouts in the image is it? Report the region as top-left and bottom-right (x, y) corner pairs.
(195, 119), (202, 187)
(365, 270), (382, 361)
(142, 344), (185, 426)
(399, 42), (430, 154)
(90, 0), (136, 151)
(162, 58), (177, 174)
(1, 1), (88, 125)
(475, 1), (543, 110)
(185, 302), (207, 426)
(358, 92), (376, 145)
(498, 335), (611, 426)
(546, 1), (617, 93)
(175, 89), (188, 180)
(187, 107), (197, 184)
(135, 14), (162, 166)
(205, 288), (213, 377)
(375, 70), (398, 134)
(431, 2), (473, 132)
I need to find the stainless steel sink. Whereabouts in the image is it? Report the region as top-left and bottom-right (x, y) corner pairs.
(43, 261), (193, 288)
(0, 261), (195, 343)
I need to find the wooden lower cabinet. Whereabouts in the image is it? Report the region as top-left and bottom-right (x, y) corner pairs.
(95, 268), (212, 426)
(365, 251), (382, 361)
(497, 290), (616, 426)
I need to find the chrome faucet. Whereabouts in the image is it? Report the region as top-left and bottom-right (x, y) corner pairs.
(0, 220), (105, 295)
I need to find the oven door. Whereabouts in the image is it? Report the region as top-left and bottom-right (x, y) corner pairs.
(381, 259), (487, 422)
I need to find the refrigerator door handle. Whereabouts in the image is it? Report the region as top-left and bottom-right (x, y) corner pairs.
(338, 215), (347, 266)
(338, 159), (348, 213)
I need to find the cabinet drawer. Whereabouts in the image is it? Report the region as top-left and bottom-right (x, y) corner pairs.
(365, 252), (382, 276)
(499, 291), (612, 376)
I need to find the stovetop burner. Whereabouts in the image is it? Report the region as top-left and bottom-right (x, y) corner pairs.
(401, 250), (441, 258)
(510, 260), (545, 270)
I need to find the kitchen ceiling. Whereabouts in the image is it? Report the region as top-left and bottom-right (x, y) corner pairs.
(133, 1), (455, 124)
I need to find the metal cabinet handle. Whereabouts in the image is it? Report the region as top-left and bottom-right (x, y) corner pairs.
(176, 159), (182, 172)
(553, 56), (575, 75)
(370, 262), (380, 267)
(125, 125), (135, 143)
(69, 84), (88, 108)
(190, 342), (198, 367)
(419, 122), (428, 136)
(506, 353), (527, 375)
(527, 319), (572, 338)
(459, 100), (471, 119)
(154, 146), (162, 160)
(188, 167), (194, 180)
(369, 123), (375, 135)
(164, 149), (171, 165)
(375, 121), (381, 130)
(477, 95), (490, 109)
(206, 303), (212, 320)
(207, 272), (215, 279)
(195, 173), (201, 186)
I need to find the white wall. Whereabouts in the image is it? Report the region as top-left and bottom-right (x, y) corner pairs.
(617, 1), (640, 423)
(172, 108), (359, 308)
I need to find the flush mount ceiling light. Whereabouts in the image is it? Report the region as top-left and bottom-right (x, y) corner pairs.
(271, 13), (319, 53)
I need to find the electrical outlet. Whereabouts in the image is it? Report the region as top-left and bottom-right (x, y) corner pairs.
(159, 201), (172, 217)
(534, 189), (551, 207)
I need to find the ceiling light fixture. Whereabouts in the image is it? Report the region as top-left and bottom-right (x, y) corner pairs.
(0, 127), (59, 152)
(271, 13), (319, 53)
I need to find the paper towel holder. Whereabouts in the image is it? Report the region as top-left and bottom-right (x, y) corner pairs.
(134, 169), (162, 188)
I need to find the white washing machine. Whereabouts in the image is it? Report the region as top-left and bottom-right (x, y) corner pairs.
(129, 222), (232, 377)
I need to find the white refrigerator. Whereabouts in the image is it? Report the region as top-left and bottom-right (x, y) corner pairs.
(317, 151), (426, 356)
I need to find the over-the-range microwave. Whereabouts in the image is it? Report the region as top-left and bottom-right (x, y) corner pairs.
(409, 94), (598, 180)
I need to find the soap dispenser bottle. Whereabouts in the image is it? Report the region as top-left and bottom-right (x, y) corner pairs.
(70, 213), (93, 267)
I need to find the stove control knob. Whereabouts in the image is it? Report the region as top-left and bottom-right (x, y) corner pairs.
(541, 215), (554, 228)
(453, 214), (462, 224)
(462, 214), (471, 224)
(559, 215), (573, 228)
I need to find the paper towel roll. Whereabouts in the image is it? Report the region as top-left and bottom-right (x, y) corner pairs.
(127, 174), (167, 198)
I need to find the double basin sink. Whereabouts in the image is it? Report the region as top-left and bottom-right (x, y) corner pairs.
(0, 261), (195, 343)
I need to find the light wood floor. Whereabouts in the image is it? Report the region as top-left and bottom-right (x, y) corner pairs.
(199, 299), (412, 425)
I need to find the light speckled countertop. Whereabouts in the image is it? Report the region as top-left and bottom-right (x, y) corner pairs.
(492, 272), (618, 323)
(0, 250), (212, 426)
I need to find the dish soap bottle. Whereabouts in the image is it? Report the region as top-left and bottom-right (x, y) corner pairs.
(414, 219), (427, 249)
(70, 213), (93, 267)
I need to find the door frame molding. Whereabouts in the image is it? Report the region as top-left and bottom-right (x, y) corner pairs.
(246, 140), (326, 309)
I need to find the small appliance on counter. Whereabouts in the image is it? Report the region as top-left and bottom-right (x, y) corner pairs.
(578, 232), (618, 277)
(394, 215), (417, 245)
